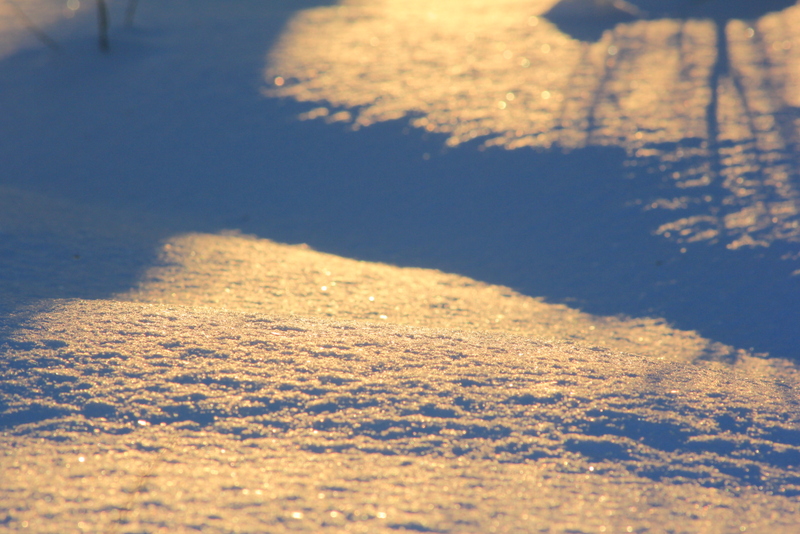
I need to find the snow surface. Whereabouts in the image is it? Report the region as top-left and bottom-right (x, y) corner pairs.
(2, 298), (800, 532)
(1, 0), (800, 532)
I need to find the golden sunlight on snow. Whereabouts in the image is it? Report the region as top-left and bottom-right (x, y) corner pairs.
(265, 0), (800, 250)
(4, 3), (800, 532)
(3, 298), (800, 532)
(2, 190), (799, 532)
(122, 231), (733, 363)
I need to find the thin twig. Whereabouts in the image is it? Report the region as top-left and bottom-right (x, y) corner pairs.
(97, 0), (110, 51)
(125, 0), (140, 28)
(5, 0), (59, 50)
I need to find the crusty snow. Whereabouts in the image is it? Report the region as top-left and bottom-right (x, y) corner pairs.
(1, 0), (800, 532)
(3, 297), (800, 532)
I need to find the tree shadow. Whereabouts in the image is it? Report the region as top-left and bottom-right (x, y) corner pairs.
(0, 0), (797, 361)
(544, 0), (797, 43)
(0, 0), (337, 339)
(545, 0), (800, 252)
(213, 110), (798, 360)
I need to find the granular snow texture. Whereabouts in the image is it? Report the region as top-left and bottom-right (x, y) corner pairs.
(2, 298), (800, 532)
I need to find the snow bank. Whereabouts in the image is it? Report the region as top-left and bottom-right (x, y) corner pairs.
(2, 298), (800, 532)
(122, 232), (733, 363)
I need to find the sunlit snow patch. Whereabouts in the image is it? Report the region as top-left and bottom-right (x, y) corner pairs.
(2, 298), (800, 532)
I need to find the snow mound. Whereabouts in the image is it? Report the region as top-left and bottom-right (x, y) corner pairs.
(122, 232), (735, 363)
(2, 298), (800, 532)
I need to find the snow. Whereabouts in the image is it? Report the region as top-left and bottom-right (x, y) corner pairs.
(3, 298), (800, 532)
(1, 0), (800, 532)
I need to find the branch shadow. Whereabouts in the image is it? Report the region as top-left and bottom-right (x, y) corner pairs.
(217, 112), (799, 359)
(544, 0), (797, 43)
(0, 0), (798, 360)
